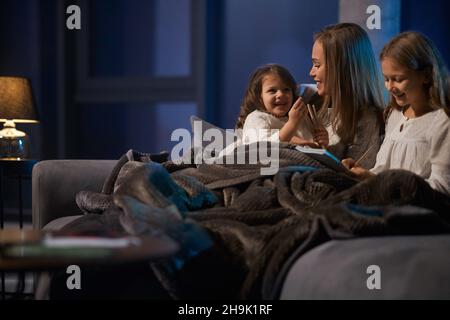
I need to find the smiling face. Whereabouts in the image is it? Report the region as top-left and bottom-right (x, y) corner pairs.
(310, 40), (326, 96)
(260, 74), (293, 117)
(381, 57), (429, 109)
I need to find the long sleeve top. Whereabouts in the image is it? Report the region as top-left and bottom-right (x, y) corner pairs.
(242, 110), (313, 143)
(371, 108), (450, 196)
(325, 108), (382, 169)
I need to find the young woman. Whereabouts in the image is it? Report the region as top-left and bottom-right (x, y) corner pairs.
(343, 32), (450, 196)
(309, 23), (385, 168)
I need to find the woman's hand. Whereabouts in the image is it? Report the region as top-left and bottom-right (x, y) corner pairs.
(341, 158), (356, 170)
(290, 136), (321, 148)
(313, 127), (329, 148)
(341, 158), (375, 180)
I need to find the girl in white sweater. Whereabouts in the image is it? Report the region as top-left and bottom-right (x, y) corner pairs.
(343, 32), (450, 196)
(235, 63), (329, 148)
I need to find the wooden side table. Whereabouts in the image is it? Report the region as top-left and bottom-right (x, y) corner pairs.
(0, 159), (38, 229)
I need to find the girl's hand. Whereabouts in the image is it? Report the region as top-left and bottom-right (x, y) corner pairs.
(313, 127), (329, 147)
(288, 97), (307, 125)
(341, 158), (375, 180)
(341, 158), (356, 170)
(350, 166), (375, 179)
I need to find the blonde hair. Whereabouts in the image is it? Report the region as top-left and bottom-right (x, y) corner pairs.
(235, 64), (298, 129)
(314, 23), (385, 144)
(380, 31), (450, 118)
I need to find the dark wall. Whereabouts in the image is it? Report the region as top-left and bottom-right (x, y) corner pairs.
(401, 0), (450, 66)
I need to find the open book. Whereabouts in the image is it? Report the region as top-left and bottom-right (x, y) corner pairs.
(295, 145), (348, 172)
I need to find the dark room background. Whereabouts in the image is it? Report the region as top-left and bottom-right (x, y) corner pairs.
(1, 0), (450, 214)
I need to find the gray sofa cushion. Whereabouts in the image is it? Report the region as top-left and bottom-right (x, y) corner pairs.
(280, 235), (450, 299)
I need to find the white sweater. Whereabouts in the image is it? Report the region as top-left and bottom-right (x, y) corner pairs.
(242, 110), (313, 143)
(371, 108), (450, 195)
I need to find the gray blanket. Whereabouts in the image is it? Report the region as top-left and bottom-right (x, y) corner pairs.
(67, 146), (450, 299)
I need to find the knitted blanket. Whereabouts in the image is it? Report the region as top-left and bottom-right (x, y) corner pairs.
(67, 145), (450, 299)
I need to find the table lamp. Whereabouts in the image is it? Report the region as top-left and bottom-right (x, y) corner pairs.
(0, 77), (39, 159)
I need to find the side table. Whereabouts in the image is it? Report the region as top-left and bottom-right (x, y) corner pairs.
(0, 159), (38, 229)
(0, 159), (38, 299)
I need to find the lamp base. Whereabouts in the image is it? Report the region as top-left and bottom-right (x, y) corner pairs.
(0, 124), (30, 159)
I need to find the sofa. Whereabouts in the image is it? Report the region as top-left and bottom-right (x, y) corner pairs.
(32, 159), (450, 299)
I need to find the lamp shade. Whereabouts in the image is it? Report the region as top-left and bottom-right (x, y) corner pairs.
(0, 77), (38, 123)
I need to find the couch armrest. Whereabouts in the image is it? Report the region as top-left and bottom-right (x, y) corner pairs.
(32, 160), (117, 230)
